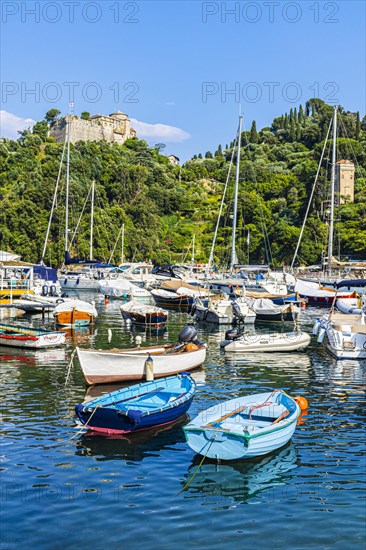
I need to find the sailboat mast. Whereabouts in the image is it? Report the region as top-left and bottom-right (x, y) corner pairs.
(121, 223), (125, 264)
(327, 105), (337, 273)
(90, 179), (95, 260)
(65, 110), (71, 257)
(230, 115), (242, 271)
(191, 234), (195, 264)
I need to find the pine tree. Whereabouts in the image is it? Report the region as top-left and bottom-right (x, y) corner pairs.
(355, 112), (361, 139)
(299, 104), (304, 124)
(198, 153), (202, 159)
(217, 144), (223, 156)
(250, 121), (258, 143)
(192, 154), (197, 160)
(205, 151), (213, 158)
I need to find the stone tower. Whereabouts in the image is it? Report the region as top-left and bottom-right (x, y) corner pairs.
(335, 160), (355, 204)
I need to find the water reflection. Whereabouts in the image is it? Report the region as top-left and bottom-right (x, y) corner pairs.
(181, 443), (299, 505)
(75, 417), (187, 462)
(0, 347), (67, 365)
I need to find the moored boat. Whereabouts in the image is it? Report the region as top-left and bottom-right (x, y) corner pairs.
(53, 299), (97, 326)
(221, 329), (310, 352)
(314, 311), (366, 359)
(0, 322), (66, 349)
(75, 372), (196, 435)
(192, 296), (256, 325)
(183, 390), (301, 460)
(295, 279), (353, 306)
(244, 298), (299, 322)
(120, 300), (168, 327)
(76, 325), (206, 384)
(336, 296), (365, 315)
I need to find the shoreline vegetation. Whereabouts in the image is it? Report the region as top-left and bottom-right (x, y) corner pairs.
(0, 98), (365, 268)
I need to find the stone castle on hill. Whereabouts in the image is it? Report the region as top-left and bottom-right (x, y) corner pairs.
(49, 111), (136, 145)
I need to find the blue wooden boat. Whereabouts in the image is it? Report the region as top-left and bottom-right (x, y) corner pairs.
(183, 390), (300, 461)
(75, 372), (196, 435)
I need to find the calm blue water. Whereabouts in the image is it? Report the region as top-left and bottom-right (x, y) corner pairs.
(1, 296), (365, 550)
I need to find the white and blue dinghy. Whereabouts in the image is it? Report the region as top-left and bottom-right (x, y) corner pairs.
(183, 390), (301, 461)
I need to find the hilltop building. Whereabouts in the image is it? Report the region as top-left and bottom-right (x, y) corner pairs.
(49, 111), (136, 145)
(335, 160), (355, 204)
(168, 155), (180, 166)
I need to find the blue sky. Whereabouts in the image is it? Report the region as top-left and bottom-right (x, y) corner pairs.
(1, 0), (365, 160)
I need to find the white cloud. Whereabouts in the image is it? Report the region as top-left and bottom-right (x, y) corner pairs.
(0, 110), (36, 139)
(164, 101), (176, 106)
(130, 118), (190, 143)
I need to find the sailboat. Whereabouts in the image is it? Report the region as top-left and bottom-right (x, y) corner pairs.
(47, 110), (118, 291)
(294, 106), (354, 306)
(192, 116), (256, 325)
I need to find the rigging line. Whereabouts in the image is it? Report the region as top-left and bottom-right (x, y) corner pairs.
(108, 224), (124, 264)
(291, 115), (333, 268)
(69, 182), (93, 248)
(41, 138), (67, 263)
(338, 116), (365, 185)
(95, 193), (114, 257)
(240, 121), (273, 265)
(206, 135), (238, 274)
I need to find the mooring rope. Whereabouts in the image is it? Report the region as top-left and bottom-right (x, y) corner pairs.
(64, 349), (76, 387)
(69, 404), (101, 440)
(177, 434), (217, 495)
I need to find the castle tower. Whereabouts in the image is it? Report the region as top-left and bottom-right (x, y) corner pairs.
(335, 160), (355, 204)
(49, 111), (136, 145)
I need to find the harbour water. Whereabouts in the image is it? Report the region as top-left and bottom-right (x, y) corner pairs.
(1, 296), (365, 549)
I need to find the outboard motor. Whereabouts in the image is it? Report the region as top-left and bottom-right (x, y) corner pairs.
(49, 285), (57, 297)
(41, 285), (49, 297)
(231, 300), (244, 321)
(220, 327), (243, 348)
(178, 325), (203, 346)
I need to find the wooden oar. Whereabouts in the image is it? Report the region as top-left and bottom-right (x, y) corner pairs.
(205, 404), (248, 428)
(272, 409), (290, 425)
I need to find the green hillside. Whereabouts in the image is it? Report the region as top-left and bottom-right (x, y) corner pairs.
(1, 98), (365, 267)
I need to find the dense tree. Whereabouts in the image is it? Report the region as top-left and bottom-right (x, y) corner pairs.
(81, 112), (90, 120)
(0, 99), (364, 267)
(45, 109), (61, 123)
(250, 121), (258, 143)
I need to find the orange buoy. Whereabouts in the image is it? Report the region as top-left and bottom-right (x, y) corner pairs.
(104, 295), (109, 304)
(295, 395), (308, 411)
(301, 300), (306, 309)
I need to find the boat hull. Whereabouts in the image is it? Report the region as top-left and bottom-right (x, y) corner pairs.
(183, 391), (300, 460)
(223, 331), (311, 352)
(54, 311), (95, 326)
(121, 311), (168, 328)
(325, 324), (366, 359)
(76, 345), (207, 384)
(75, 373), (195, 434)
(194, 302), (256, 325)
(0, 323), (66, 349)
